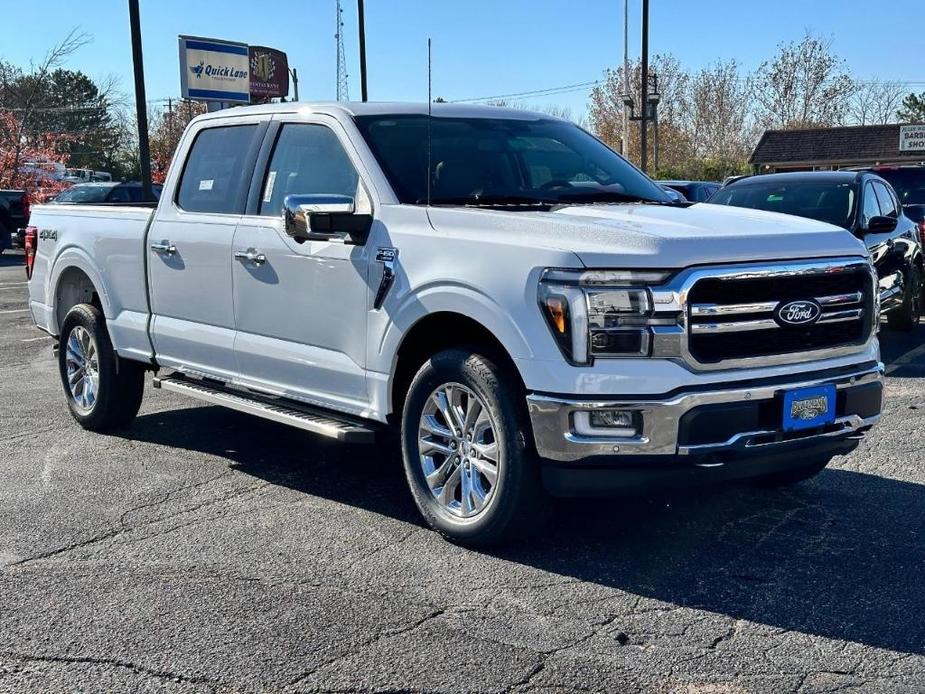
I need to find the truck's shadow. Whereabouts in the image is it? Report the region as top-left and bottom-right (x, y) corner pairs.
(122, 404), (925, 656)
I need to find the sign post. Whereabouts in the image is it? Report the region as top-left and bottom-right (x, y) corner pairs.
(179, 36), (250, 104)
(128, 0), (153, 201)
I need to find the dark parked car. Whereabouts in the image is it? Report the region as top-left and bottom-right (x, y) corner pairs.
(51, 182), (162, 205)
(856, 166), (925, 245)
(660, 180), (721, 202)
(710, 171), (923, 330)
(0, 189), (30, 252)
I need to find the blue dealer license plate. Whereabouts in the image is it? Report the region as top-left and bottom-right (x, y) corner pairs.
(782, 385), (836, 431)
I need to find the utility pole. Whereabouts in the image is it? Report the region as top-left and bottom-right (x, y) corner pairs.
(127, 0), (153, 201)
(622, 0), (629, 157)
(358, 0), (368, 101)
(640, 0), (649, 173)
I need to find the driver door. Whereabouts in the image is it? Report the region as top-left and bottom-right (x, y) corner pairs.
(231, 120), (373, 414)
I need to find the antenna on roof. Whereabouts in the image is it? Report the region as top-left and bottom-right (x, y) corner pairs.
(427, 38), (433, 208)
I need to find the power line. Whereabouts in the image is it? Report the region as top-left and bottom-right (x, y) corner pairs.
(450, 80), (601, 103)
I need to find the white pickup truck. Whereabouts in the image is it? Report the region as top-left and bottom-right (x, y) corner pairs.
(26, 103), (884, 544)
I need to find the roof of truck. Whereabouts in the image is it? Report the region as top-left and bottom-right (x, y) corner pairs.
(195, 101), (564, 123)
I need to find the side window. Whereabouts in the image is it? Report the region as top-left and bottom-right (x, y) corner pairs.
(259, 124), (359, 216)
(177, 125), (258, 214)
(873, 181), (899, 218)
(862, 183), (882, 226)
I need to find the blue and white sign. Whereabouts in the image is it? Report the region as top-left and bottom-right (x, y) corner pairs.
(179, 35), (250, 103)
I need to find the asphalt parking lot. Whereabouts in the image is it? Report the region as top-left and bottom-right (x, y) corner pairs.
(1, 250), (924, 693)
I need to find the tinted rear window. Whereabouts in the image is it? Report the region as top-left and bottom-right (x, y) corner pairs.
(54, 186), (112, 203)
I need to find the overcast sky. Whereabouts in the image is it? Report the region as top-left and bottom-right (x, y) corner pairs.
(5, 0), (925, 117)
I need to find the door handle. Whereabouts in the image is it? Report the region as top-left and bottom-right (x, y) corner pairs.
(150, 240), (176, 255)
(234, 249), (267, 266)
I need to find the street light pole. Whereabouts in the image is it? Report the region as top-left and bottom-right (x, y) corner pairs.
(640, 0), (649, 173)
(358, 0), (368, 101)
(622, 0), (629, 157)
(127, 0), (153, 201)
(289, 67), (299, 101)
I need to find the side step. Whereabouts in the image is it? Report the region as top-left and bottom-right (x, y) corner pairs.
(153, 374), (378, 444)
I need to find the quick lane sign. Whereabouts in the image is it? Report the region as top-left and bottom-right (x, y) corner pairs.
(179, 36), (250, 103)
(899, 125), (925, 152)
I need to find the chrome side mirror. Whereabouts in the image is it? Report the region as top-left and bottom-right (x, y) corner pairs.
(283, 194), (371, 245)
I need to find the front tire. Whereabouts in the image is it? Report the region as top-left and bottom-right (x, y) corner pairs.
(887, 265), (922, 331)
(58, 304), (145, 431)
(400, 349), (544, 546)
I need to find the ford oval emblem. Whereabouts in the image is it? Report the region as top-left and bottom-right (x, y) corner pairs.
(775, 299), (822, 326)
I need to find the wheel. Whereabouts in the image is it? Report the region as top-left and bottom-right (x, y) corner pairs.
(887, 265), (922, 331)
(753, 457), (830, 487)
(400, 349), (545, 546)
(58, 303), (145, 431)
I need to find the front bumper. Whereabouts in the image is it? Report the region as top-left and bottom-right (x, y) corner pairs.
(526, 361), (883, 464)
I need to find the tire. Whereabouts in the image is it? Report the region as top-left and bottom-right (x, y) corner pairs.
(58, 303), (145, 431)
(400, 349), (545, 546)
(887, 265), (922, 331)
(753, 457), (830, 488)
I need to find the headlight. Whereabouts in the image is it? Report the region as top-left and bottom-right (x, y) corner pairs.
(539, 269), (677, 365)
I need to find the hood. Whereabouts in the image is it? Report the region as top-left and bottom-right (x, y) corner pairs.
(426, 203), (869, 269)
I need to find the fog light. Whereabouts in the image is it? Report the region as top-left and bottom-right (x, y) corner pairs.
(573, 410), (641, 438)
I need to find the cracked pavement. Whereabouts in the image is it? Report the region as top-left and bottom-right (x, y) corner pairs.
(1, 252), (924, 693)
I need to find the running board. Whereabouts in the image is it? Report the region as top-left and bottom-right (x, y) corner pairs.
(153, 375), (377, 443)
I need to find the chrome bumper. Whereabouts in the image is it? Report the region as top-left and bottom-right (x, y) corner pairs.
(526, 362), (883, 462)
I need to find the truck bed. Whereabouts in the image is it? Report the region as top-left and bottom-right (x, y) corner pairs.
(27, 203), (156, 362)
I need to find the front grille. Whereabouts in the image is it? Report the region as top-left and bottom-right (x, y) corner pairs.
(687, 265), (872, 365)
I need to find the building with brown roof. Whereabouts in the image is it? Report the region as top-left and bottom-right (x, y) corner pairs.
(750, 123), (925, 173)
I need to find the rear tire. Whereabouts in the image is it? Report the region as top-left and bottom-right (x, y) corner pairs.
(58, 304), (145, 432)
(887, 265), (922, 331)
(753, 457), (830, 487)
(400, 349), (545, 546)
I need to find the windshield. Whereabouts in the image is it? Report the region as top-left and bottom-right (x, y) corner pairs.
(710, 180), (857, 229)
(53, 185), (113, 203)
(353, 114), (670, 207)
(869, 168), (925, 206)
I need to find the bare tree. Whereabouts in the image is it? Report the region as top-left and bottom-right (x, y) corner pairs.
(753, 33), (855, 130)
(847, 80), (905, 125)
(0, 28), (92, 186)
(686, 60), (755, 176)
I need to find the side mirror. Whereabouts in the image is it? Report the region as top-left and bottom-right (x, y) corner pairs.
(864, 215), (898, 234)
(283, 194), (372, 245)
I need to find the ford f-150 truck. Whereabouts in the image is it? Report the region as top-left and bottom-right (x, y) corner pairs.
(26, 103), (884, 545)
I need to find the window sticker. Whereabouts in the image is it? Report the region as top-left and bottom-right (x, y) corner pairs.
(198, 179), (214, 191)
(263, 171), (277, 203)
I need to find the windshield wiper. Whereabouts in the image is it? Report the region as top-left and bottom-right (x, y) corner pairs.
(553, 190), (675, 205)
(416, 194), (556, 207)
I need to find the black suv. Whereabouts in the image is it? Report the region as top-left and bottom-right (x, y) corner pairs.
(710, 171), (923, 330)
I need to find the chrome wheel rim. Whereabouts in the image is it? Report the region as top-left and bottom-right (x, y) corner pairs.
(65, 326), (99, 413)
(418, 383), (500, 519)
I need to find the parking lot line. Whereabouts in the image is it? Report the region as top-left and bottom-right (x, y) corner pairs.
(21, 335), (52, 342)
(0, 308), (29, 314)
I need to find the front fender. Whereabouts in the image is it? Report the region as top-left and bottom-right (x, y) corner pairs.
(373, 281), (537, 375)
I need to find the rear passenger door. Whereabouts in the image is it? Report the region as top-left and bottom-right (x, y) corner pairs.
(148, 118), (266, 380)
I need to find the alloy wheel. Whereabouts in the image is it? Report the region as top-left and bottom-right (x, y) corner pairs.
(65, 325), (99, 413)
(417, 383), (500, 519)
